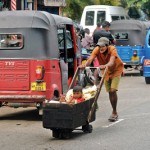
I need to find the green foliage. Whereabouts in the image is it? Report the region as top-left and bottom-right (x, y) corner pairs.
(62, 0), (121, 21)
(123, 0), (150, 19)
(142, 1), (150, 17)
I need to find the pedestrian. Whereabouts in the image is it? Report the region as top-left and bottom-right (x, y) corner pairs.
(81, 28), (93, 50)
(93, 21), (116, 46)
(80, 37), (124, 122)
(93, 22), (101, 35)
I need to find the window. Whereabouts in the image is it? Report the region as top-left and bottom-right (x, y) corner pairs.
(0, 34), (23, 49)
(85, 11), (94, 26)
(114, 32), (128, 40)
(111, 16), (120, 21)
(120, 16), (125, 20)
(57, 29), (73, 49)
(97, 11), (106, 25)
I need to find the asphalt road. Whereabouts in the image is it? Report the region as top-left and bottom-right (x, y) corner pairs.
(0, 73), (150, 150)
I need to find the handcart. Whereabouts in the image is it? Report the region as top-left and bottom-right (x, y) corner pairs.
(42, 67), (107, 139)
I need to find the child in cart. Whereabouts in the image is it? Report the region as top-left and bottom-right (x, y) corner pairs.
(59, 85), (97, 104)
(60, 86), (85, 104)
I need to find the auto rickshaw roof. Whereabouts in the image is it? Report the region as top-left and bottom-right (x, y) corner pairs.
(0, 11), (73, 59)
(0, 10), (73, 30)
(110, 20), (150, 46)
(110, 20), (150, 31)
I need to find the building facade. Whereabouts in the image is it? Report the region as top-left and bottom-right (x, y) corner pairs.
(0, 0), (66, 15)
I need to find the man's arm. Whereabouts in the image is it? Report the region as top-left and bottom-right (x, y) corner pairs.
(107, 55), (115, 67)
(80, 55), (95, 69)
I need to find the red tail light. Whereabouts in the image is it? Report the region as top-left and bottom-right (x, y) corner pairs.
(36, 65), (44, 80)
(133, 50), (137, 57)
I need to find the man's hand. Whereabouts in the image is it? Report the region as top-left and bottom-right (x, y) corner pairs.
(79, 64), (86, 69)
(99, 65), (107, 69)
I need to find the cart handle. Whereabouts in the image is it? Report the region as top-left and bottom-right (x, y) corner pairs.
(68, 67), (80, 90)
(68, 67), (103, 90)
(87, 67), (108, 123)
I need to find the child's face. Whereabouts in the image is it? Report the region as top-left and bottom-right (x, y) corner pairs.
(73, 91), (82, 99)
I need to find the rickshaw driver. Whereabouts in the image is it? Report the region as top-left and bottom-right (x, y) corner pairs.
(79, 37), (124, 122)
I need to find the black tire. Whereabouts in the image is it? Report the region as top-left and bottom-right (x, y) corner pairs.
(145, 77), (150, 84)
(61, 130), (72, 139)
(140, 69), (143, 76)
(52, 129), (72, 139)
(52, 129), (60, 138)
(82, 124), (93, 133)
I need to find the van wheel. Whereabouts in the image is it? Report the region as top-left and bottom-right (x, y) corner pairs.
(145, 77), (150, 84)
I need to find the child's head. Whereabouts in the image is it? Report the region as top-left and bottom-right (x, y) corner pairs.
(73, 86), (83, 99)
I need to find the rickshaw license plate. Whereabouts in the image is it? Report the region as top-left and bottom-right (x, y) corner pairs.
(31, 82), (46, 91)
(132, 56), (139, 61)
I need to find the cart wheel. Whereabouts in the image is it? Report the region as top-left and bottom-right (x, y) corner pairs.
(82, 124), (93, 133)
(61, 130), (72, 139)
(52, 129), (60, 138)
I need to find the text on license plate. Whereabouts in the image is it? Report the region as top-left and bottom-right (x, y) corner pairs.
(31, 82), (46, 91)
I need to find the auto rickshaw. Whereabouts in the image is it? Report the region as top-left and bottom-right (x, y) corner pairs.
(0, 11), (81, 114)
(110, 20), (150, 69)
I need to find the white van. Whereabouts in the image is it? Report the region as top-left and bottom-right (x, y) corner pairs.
(80, 5), (130, 35)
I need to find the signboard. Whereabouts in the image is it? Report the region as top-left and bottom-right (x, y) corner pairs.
(44, 0), (66, 6)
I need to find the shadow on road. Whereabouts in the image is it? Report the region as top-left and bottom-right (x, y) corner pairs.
(0, 108), (42, 121)
(124, 68), (141, 77)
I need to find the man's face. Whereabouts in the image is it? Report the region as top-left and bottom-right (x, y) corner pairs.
(105, 26), (110, 32)
(99, 46), (107, 53)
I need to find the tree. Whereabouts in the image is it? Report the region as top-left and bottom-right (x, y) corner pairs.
(142, 1), (150, 18)
(120, 0), (150, 20)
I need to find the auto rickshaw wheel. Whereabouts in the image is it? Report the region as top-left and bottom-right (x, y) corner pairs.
(145, 77), (150, 84)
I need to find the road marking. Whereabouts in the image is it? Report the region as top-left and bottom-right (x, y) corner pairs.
(102, 119), (124, 128)
(123, 112), (150, 119)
